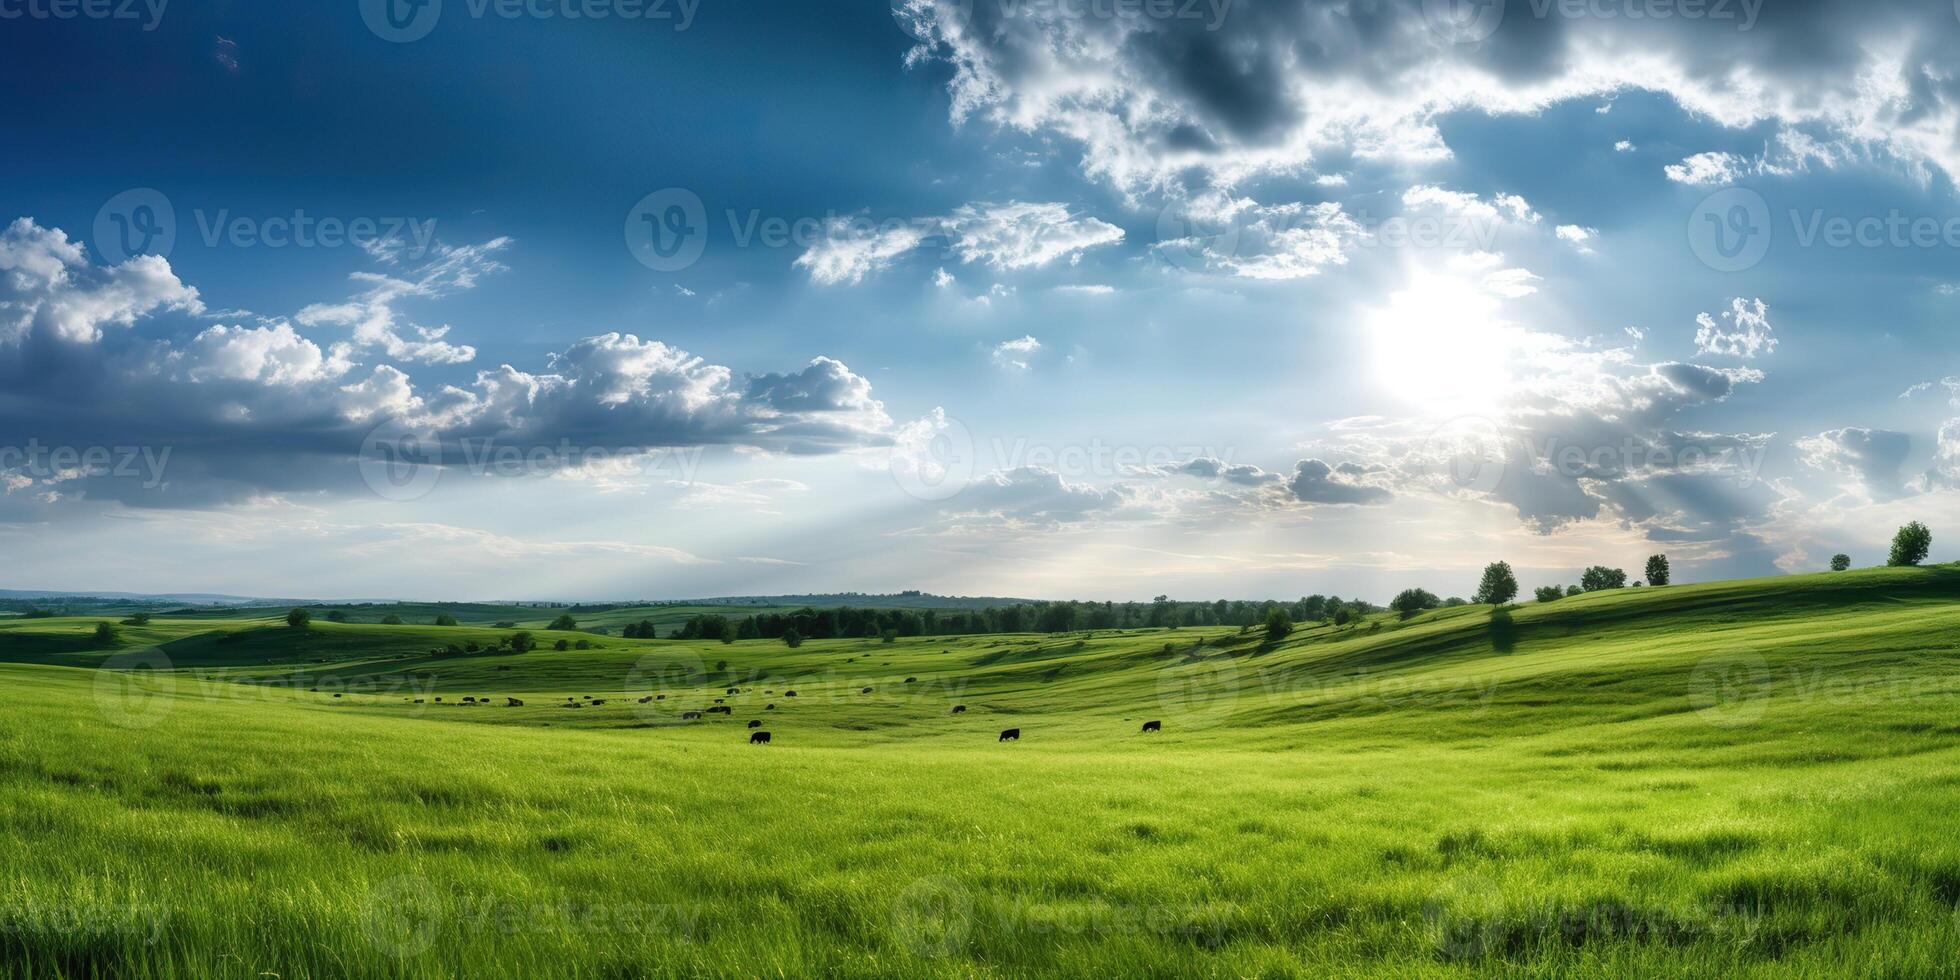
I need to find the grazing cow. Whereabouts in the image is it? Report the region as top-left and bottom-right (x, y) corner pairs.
(999, 728), (1020, 742)
(309, 687), (318, 692)
(413, 699), (424, 704)
(861, 687), (873, 694)
(749, 731), (771, 745)
(638, 696), (652, 704)
(333, 693), (343, 698)
(656, 694), (665, 700)
(905, 677), (917, 683)
(434, 697), (443, 703)
(1141, 720), (1162, 733)
(591, 699), (607, 706)
(785, 691), (797, 697)
(748, 720), (762, 728)
(727, 687), (739, 694)
(765, 704), (775, 710)
(708, 706), (732, 714)
(682, 711), (701, 720)
(951, 705), (966, 714)
(462, 697), (475, 703)
(507, 698), (524, 707)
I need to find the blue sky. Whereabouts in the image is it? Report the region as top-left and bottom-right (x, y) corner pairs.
(2, 0), (1958, 601)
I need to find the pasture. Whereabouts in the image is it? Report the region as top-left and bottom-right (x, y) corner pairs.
(3, 566), (1960, 976)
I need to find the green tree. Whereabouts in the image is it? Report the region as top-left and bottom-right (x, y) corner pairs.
(1645, 553), (1670, 586)
(547, 614), (578, 630)
(1830, 553), (1851, 572)
(782, 628), (803, 649)
(1534, 586), (1564, 603)
(1473, 561), (1519, 605)
(1566, 585), (1583, 598)
(508, 631), (536, 653)
(121, 612), (151, 626)
(287, 608), (311, 629)
(434, 613), (458, 626)
(1889, 522), (1932, 567)
(91, 621), (119, 646)
(325, 610), (348, 623)
(1389, 588), (1440, 619)
(381, 614), (404, 625)
(1580, 566), (1628, 592)
(1263, 608), (1293, 643)
(553, 639), (570, 651)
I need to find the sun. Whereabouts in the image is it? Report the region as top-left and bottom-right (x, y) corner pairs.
(1365, 266), (1519, 415)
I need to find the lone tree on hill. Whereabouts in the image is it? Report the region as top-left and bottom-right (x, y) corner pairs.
(547, 614), (578, 630)
(1390, 588), (1441, 619)
(92, 622), (119, 646)
(1263, 608), (1293, 643)
(1830, 554), (1851, 572)
(434, 613), (458, 626)
(1888, 522), (1932, 567)
(287, 608), (311, 629)
(1473, 561), (1519, 606)
(1581, 566), (1628, 592)
(1645, 554), (1670, 586)
(782, 628), (803, 649)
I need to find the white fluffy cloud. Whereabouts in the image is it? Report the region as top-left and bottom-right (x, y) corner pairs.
(1694, 298), (1777, 359)
(295, 238), (508, 365)
(0, 217), (202, 345)
(990, 335), (1041, 370)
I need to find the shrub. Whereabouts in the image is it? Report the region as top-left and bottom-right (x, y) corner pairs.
(434, 614), (458, 626)
(381, 614), (403, 625)
(553, 639), (570, 651)
(287, 608), (311, 629)
(881, 629), (899, 643)
(325, 610), (348, 623)
(121, 612), (152, 626)
(547, 614), (578, 630)
(1889, 522), (1932, 567)
(1566, 585), (1583, 598)
(508, 631), (536, 653)
(574, 639), (592, 650)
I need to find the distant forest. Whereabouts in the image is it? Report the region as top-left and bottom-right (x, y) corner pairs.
(651, 595), (1386, 642)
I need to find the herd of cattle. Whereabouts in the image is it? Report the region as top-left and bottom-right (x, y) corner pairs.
(369, 681), (1165, 744)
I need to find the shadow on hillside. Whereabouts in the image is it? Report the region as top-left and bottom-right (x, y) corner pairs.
(1488, 608), (1517, 654)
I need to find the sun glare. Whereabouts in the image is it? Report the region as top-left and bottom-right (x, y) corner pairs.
(1366, 268), (1518, 415)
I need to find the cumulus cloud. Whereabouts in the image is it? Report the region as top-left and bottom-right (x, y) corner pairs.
(1798, 427), (1913, 501)
(796, 201), (1121, 285)
(896, 0), (1960, 199)
(0, 217), (202, 345)
(1287, 458), (1391, 506)
(1694, 297), (1777, 358)
(990, 335), (1041, 370)
(1555, 224), (1598, 253)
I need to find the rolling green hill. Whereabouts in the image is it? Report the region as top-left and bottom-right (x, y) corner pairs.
(2, 566), (1958, 976)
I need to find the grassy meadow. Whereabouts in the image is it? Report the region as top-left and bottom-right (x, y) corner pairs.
(3, 566), (1960, 976)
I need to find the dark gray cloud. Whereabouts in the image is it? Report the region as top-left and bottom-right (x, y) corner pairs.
(1288, 458), (1391, 505)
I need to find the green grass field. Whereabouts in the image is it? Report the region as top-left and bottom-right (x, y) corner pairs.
(3, 566), (1959, 976)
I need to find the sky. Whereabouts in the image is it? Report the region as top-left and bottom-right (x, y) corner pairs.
(2, 0), (1959, 602)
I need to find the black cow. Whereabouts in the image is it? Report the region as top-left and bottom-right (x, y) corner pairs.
(951, 705), (966, 714)
(750, 731), (771, 745)
(682, 711), (702, 720)
(507, 698), (524, 707)
(1140, 720), (1162, 733)
(748, 720), (762, 728)
(727, 687), (739, 694)
(765, 703), (775, 710)
(591, 699), (606, 706)
(708, 706), (732, 714)
(462, 697), (475, 703)
(785, 691), (797, 697)
(905, 677), (917, 683)
(999, 728), (1020, 742)
(861, 687), (874, 694)
(333, 693), (343, 698)
(656, 694), (665, 700)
